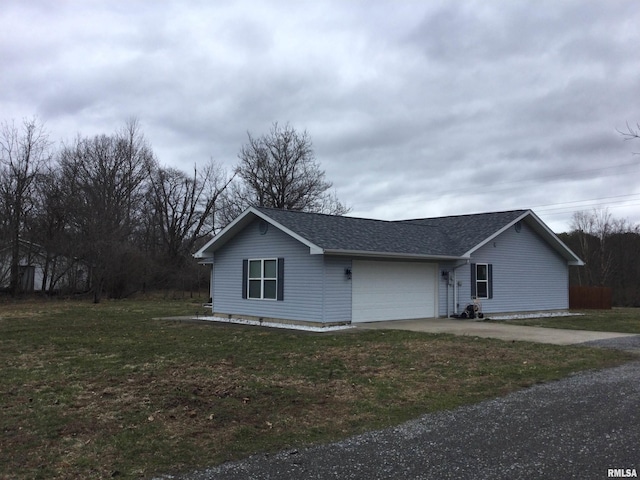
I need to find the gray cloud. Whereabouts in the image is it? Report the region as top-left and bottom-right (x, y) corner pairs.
(1, 0), (640, 232)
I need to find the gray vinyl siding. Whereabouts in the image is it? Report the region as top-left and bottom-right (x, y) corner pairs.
(211, 219), (352, 323)
(437, 261), (456, 317)
(467, 221), (569, 314)
(211, 215), (569, 322)
(322, 257), (352, 323)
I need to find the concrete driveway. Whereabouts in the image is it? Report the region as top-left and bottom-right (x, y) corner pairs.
(356, 317), (638, 345)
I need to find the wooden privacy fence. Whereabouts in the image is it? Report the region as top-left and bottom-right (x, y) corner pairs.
(569, 286), (612, 309)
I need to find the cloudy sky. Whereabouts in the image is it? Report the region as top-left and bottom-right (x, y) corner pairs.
(2, 0), (640, 232)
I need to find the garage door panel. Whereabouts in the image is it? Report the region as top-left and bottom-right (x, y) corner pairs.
(352, 260), (436, 322)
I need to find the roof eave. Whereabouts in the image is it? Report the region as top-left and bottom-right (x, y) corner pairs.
(462, 210), (584, 265)
(462, 211), (531, 257)
(525, 210), (585, 265)
(193, 208), (253, 258)
(193, 207), (324, 258)
(322, 249), (467, 261)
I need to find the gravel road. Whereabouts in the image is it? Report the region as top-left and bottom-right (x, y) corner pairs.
(157, 335), (640, 480)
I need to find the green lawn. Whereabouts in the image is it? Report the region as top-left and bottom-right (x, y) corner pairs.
(497, 308), (640, 334)
(0, 295), (635, 479)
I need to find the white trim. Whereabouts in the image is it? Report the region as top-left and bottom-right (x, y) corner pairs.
(526, 210), (585, 266)
(249, 208), (324, 254)
(463, 210), (584, 266)
(247, 258), (278, 300)
(194, 207), (584, 267)
(463, 211), (530, 257)
(194, 207), (323, 258)
(475, 263), (489, 299)
(193, 209), (249, 258)
(322, 249), (466, 261)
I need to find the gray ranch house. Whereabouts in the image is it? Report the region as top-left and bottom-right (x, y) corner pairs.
(194, 207), (583, 325)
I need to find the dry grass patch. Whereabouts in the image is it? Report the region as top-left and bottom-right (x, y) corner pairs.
(0, 296), (634, 479)
(497, 307), (640, 333)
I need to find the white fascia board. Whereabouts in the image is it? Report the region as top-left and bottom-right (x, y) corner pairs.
(526, 210), (585, 266)
(249, 208), (324, 254)
(323, 249), (467, 261)
(193, 208), (255, 258)
(193, 207), (324, 258)
(463, 210), (585, 266)
(462, 211), (531, 257)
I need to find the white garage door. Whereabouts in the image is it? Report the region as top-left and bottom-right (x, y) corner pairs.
(352, 260), (437, 323)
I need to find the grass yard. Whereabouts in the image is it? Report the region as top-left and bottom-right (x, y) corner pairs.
(497, 308), (640, 334)
(0, 296), (635, 479)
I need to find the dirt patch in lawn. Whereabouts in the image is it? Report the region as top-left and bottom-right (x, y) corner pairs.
(0, 297), (634, 479)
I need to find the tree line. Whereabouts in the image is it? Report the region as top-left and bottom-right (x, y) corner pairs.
(560, 210), (640, 307)
(560, 124), (640, 306)
(4, 116), (637, 305)
(0, 118), (347, 301)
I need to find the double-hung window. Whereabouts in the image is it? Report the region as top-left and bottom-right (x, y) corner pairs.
(243, 258), (284, 301)
(471, 263), (493, 299)
(249, 259), (277, 300)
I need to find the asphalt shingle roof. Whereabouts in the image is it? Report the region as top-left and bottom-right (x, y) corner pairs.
(255, 207), (528, 257)
(400, 210), (528, 255)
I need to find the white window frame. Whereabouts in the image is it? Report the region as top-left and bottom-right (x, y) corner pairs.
(475, 263), (489, 299)
(247, 258), (278, 300)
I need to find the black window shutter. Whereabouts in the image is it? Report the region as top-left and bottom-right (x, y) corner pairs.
(470, 263), (476, 298)
(242, 259), (248, 299)
(277, 258), (284, 301)
(488, 264), (493, 299)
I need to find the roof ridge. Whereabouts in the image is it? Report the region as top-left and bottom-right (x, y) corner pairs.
(256, 206), (529, 223)
(399, 209), (529, 223)
(254, 205), (407, 225)
(256, 206), (444, 231)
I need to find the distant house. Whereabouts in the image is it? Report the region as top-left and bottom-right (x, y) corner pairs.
(194, 207), (583, 324)
(0, 239), (90, 293)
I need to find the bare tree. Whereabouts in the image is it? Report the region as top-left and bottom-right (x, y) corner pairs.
(565, 209), (640, 306)
(618, 122), (640, 140)
(570, 209), (615, 286)
(147, 160), (234, 264)
(215, 179), (250, 228)
(28, 165), (70, 292)
(235, 122), (349, 215)
(0, 118), (52, 295)
(618, 121), (640, 155)
(58, 119), (155, 301)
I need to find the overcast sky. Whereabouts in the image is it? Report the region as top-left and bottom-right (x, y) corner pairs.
(2, 0), (640, 232)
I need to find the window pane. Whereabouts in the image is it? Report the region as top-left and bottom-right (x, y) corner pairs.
(248, 280), (261, 298)
(477, 281), (488, 298)
(264, 259), (277, 278)
(249, 260), (261, 278)
(263, 280), (277, 299)
(476, 264), (487, 280)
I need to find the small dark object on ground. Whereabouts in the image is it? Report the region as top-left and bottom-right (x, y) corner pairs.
(455, 302), (484, 319)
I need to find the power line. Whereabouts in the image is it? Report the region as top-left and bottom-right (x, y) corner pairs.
(350, 159), (640, 223)
(541, 202), (640, 217)
(530, 193), (640, 210)
(533, 194), (640, 213)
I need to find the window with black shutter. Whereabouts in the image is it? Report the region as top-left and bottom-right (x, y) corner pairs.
(471, 263), (493, 299)
(242, 258), (284, 301)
